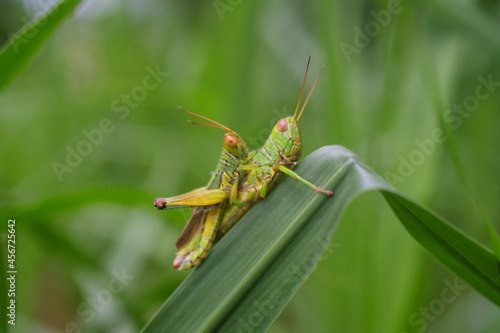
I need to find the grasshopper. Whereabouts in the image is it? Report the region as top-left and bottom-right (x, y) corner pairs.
(156, 55), (333, 270)
(154, 108), (248, 270)
(218, 55), (333, 235)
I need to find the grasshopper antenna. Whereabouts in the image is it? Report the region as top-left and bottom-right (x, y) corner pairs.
(293, 54), (311, 119)
(296, 64), (325, 122)
(178, 106), (235, 133)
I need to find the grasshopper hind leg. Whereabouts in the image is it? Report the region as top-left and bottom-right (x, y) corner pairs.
(173, 233), (201, 269)
(173, 205), (224, 270)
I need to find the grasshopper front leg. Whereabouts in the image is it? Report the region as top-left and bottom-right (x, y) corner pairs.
(278, 165), (333, 196)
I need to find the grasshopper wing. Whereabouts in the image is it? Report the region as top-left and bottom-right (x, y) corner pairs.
(175, 208), (208, 249)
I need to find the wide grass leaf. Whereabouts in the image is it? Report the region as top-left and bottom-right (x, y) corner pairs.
(0, 0), (85, 92)
(141, 145), (500, 333)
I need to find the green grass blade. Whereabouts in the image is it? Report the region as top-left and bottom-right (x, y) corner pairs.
(141, 146), (500, 333)
(416, 23), (500, 266)
(0, 0), (85, 92)
(382, 193), (500, 299)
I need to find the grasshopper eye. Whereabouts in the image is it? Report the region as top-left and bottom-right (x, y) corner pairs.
(277, 118), (288, 132)
(224, 134), (237, 147)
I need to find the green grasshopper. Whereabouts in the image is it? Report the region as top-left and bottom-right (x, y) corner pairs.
(154, 108), (249, 270)
(156, 55), (333, 270)
(218, 55), (333, 235)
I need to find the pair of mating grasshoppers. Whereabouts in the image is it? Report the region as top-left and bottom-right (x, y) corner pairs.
(154, 55), (334, 270)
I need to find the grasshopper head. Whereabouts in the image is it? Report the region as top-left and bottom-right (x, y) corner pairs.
(271, 55), (324, 162)
(223, 132), (248, 159)
(271, 116), (302, 161)
(177, 106), (248, 159)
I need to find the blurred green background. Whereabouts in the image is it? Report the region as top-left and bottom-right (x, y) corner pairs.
(1, 0), (500, 332)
